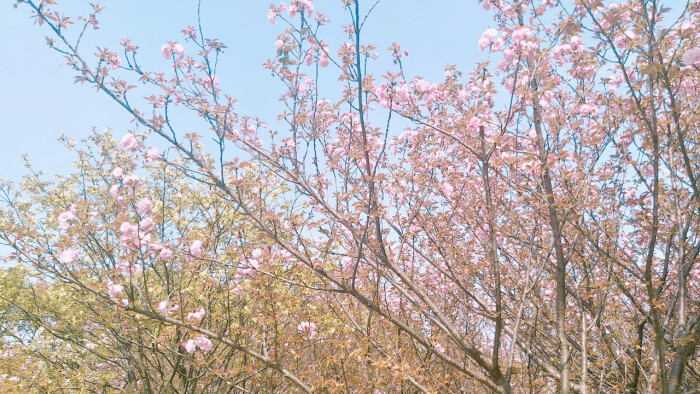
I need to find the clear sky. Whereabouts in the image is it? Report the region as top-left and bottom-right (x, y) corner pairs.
(0, 1), (490, 183)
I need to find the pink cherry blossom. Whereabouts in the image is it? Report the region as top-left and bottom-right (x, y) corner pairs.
(478, 28), (498, 50)
(156, 300), (180, 315)
(511, 27), (531, 43)
(297, 321), (317, 339)
(190, 239), (203, 257)
(119, 132), (140, 152)
(159, 248), (174, 260)
(161, 42), (186, 60)
(136, 198), (152, 215)
(109, 184), (120, 199)
(183, 339), (196, 354)
(112, 167), (124, 179)
(145, 147), (159, 163)
(139, 217), (155, 232)
(120, 222), (138, 239)
(58, 204), (77, 230)
(267, 10), (277, 24)
(115, 261), (141, 276)
(195, 336), (213, 353)
(319, 53), (329, 67)
(58, 249), (80, 264)
(123, 174), (140, 188)
(682, 47), (700, 67)
(157, 301), (169, 314)
(187, 307), (206, 323)
(441, 182), (454, 198)
(108, 282), (124, 299)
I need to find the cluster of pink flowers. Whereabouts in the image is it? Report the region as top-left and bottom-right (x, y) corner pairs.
(119, 132), (141, 152)
(187, 308), (206, 323)
(267, 3), (287, 24)
(157, 301), (179, 315)
(189, 239), (203, 257)
(511, 27), (531, 43)
(107, 282), (128, 306)
(613, 30), (636, 50)
(58, 249), (80, 264)
(373, 82), (412, 109)
(107, 282), (124, 299)
(478, 28), (502, 51)
(136, 198), (152, 215)
(501, 27), (539, 65)
(297, 321), (317, 339)
(288, 0), (314, 18)
(183, 336), (213, 354)
(682, 47), (700, 67)
(120, 38), (136, 52)
(551, 36), (584, 66)
(114, 261), (141, 276)
(161, 41), (186, 60)
(120, 222), (138, 239)
(304, 43), (330, 68)
(107, 282), (124, 298)
(97, 47), (121, 69)
(58, 204), (77, 230)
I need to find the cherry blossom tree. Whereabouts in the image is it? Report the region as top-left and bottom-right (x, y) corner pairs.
(3, 0), (700, 392)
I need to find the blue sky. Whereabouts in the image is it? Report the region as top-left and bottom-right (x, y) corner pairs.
(0, 1), (490, 183)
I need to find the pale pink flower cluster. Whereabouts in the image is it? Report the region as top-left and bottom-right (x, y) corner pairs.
(190, 239), (203, 257)
(187, 308), (206, 323)
(613, 30), (636, 49)
(119, 219), (148, 250)
(236, 250), (262, 280)
(119, 132), (141, 152)
(123, 174), (140, 188)
(466, 116), (482, 133)
(482, 0), (504, 11)
(373, 82), (411, 109)
(478, 28), (501, 51)
(288, 0), (314, 18)
(605, 73), (625, 92)
(108, 282), (124, 299)
(304, 43), (330, 68)
(159, 248), (174, 260)
(501, 27), (539, 65)
(297, 321), (317, 339)
(105, 50), (121, 69)
(689, 264), (700, 282)
(112, 167), (124, 179)
(58, 204), (77, 230)
(120, 222), (138, 239)
(440, 182), (454, 199)
(267, 3), (287, 24)
(120, 38), (136, 52)
(157, 301), (179, 315)
(136, 198), (152, 215)
(161, 41), (186, 60)
(682, 48), (700, 67)
(58, 249), (80, 264)
(115, 261), (141, 276)
(144, 147), (159, 163)
(577, 103), (599, 117)
(551, 36), (584, 66)
(184, 336), (213, 354)
(140, 217), (155, 232)
(202, 75), (219, 90)
(279, 249), (298, 266)
(511, 27), (531, 43)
